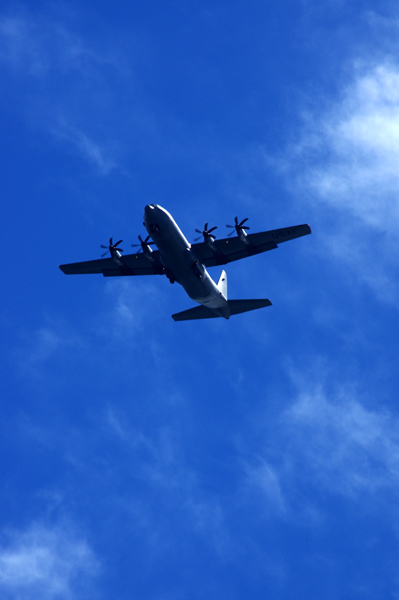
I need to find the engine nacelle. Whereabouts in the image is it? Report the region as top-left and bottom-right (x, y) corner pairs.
(110, 249), (123, 266)
(142, 244), (154, 258)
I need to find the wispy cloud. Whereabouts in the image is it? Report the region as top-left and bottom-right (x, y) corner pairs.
(291, 62), (399, 230)
(51, 118), (117, 175)
(102, 405), (231, 557)
(241, 458), (287, 516)
(0, 10), (122, 174)
(240, 361), (399, 521)
(0, 522), (99, 600)
(101, 278), (168, 340)
(270, 58), (399, 303)
(0, 11), (118, 77)
(16, 318), (86, 380)
(283, 384), (399, 499)
(0, 15), (49, 75)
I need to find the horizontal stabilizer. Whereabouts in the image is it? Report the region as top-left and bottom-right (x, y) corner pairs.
(228, 299), (272, 315)
(172, 305), (219, 321)
(172, 299), (272, 321)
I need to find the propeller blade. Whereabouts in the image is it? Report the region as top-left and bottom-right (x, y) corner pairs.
(195, 222), (218, 241)
(101, 237), (123, 255)
(101, 251), (109, 257)
(132, 234), (155, 251)
(132, 240), (143, 252)
(226, 217), (250, 233)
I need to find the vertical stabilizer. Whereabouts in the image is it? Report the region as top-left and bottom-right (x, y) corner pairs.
(217, 270), (228, 300)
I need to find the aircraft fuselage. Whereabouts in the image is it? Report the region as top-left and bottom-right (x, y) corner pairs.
(144, 204), (229, 316)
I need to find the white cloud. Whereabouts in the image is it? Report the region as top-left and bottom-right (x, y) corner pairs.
(281, 381), (399, 500)
(0, 16), (48, 75)
(295, 63), (399, 230)
(102, 409), (231, 556)
(51, 118), (117, 175)
(271, 60), (399, 303)
(0, 522), (99, 600)
(27, 328), (62, 364)
(0, 10), (121, 174)
(101, 278), (166, 339)
(242, 459), (286, 515)
(16, 320), (85, 379)
(0, 12), (116, 77)
(241, 361), (399, 519)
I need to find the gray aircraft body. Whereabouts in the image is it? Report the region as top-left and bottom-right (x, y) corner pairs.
(59, 204), (311, 321)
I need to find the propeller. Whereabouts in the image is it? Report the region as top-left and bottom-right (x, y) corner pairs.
(226, 217), (250, 237)
(194, 222), (218, 242)
(101, 237), (124, 257)
(131, 235), (155, 253)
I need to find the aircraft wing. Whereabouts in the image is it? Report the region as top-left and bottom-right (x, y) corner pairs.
(191, 224), (311, 267)
(59, 250), (164, 277)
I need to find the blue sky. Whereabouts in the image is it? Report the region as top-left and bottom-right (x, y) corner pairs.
(1, 1), (399, 598)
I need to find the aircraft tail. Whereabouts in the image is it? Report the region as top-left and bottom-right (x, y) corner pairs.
(172, 298), (272, 321)
(217, 270), (227, 299)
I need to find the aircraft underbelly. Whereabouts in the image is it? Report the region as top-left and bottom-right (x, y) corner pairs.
(163, 247), (213, 299)
(156, 239), (224, 306)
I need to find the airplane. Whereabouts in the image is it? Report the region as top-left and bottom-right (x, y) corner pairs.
(59, 204), (311, 321)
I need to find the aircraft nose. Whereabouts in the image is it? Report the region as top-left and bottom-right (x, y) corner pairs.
(144, 204), (161, 230)
(144, 204), (153, 219)
(144, 204), (159, 216)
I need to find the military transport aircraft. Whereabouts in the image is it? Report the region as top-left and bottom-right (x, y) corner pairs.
(59, 204), (311, 321)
